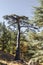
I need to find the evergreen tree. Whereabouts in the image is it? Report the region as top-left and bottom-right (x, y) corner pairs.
(1, 22), (11, 51)
(3, 14), (39, 60)
(34, 0), (43, 27)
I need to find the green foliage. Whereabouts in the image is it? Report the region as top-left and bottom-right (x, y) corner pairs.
(0, 22), (11, 51)
(0, 0), (43, 62)
(33, 0), (43, 27)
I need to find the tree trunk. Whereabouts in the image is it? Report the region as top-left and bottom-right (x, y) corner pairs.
(15, 23), (20, 60)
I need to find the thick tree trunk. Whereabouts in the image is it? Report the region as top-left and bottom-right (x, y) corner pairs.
(15, 23), (20, 60)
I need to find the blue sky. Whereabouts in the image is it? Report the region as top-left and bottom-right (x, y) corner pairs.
(0, 0), (39, 22)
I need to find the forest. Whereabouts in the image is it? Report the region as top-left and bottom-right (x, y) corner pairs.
(0, 0), (43, 65)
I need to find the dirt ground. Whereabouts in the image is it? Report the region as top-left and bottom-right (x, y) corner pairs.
(0, 51), (43, 65)
(0, 59), (28, 65)
(0, 50), (26, 65)
(0, 60), (22, 65)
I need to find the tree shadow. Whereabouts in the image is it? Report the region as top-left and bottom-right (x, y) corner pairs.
(0, 50), (15, 61)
